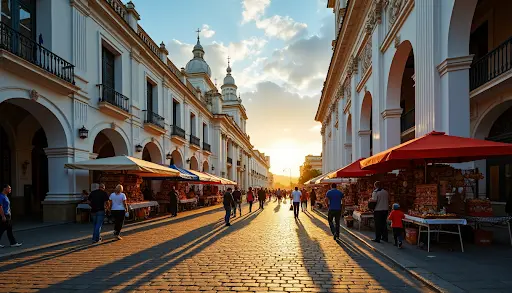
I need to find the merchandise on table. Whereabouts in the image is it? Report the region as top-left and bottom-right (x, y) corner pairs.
(101, 173), (143, 202)
(466, 199), (493, 217)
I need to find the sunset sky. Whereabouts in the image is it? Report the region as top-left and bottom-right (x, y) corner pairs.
(129, 0), (333, 177)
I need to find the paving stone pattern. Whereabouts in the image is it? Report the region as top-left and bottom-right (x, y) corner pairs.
(0, 201), (432, 292)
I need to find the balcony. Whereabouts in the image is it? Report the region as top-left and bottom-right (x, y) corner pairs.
(227, 157), (233, 166)
(189, 134), (201, 150)
(470, 36), (512, 92)
(0, 22), (76, 93)
(97, 84), (130, 120)
(202, 142), (211, 153)
(144, 110), (165, 135)
(171, 125), (186, 145)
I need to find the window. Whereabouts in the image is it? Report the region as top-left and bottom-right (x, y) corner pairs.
(190, 113), (196, 136)
(1, 0), (11, 25)
(172, 100), (180, 126)
(102, 47), (115, 90)
(146, 80), (154, 112)
(1, 0), (35, 40)
(203, 123), (208, 143)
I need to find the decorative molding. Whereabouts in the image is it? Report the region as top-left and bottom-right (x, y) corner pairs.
(394, 34), (401, 48)
(380, 0), (414, 52)
(358, 130), (372, 136)
(437, 55), (475, 77)
(110, 122), (116, 129)
(381, 108), (403, 119)
(343, 98), (352, 114)
(70, 0), (90, 16)
(388, 0), (405, 28)
(44, 147), (75, 158)
(349, 56), (359, 75)
(344, 143), (352, 149)
(356, 66), (372, 93)
(29, 89), (39, 101)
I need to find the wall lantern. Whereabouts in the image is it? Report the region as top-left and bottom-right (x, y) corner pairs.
(78, 126), (89, 139)
(211, 165), (215, 171)
(166, 152), (172, 160)
(135, 144), (143, 152)
(186, 158), (191, 164)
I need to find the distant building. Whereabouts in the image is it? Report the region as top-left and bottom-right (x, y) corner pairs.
(300, 155), (323, 178)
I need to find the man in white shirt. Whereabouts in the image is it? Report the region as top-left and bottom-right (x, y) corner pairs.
(291, 187), (302, 218)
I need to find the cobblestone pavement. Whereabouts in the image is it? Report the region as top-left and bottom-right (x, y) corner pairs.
(0, 201), (433, 293)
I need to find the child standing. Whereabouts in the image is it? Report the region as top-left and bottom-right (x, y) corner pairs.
(388, 203), (405, 248)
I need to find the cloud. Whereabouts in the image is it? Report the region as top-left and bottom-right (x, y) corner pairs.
(255, 15), (308, 40)
(242, 0), (270, 23)
(201, 24), (215, 38)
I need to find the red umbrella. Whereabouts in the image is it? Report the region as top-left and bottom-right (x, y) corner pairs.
(360, 131), (512, 171)
(325, 158), (378, 179)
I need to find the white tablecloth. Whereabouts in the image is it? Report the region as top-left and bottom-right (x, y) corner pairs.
(405, 214), (467, 225)
(76, 203), (91, 210)
(180, 198), (197, 204)
(128, 201), (159, 210)
(352, 211), (373, 222)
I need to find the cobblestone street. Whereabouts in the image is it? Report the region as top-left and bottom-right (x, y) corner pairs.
(0, 202), (432, 293)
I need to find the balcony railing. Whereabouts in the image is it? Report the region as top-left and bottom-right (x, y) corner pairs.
(98, 84), (129, 112)
(203, 142), (211, 152)
(227, 157), (233, 165)
(400, 108), (415, 133)
(190, 134), (200, 147)
(0, 22), (75, 84)
(144, 110), (164, 129)
(470, 36), (512, 91)
(171, 125), (186, 139)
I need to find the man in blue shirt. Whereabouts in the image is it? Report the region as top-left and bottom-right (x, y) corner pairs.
(325, 183), (344, 240)
(0, 184), (22, 247)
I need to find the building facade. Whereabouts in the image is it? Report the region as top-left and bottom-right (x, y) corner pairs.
(0, 0), (270, 222)
(317, 0), (512, 203)
(300, 155), (323, 178)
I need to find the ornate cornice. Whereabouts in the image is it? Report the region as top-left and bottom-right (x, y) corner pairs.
(437, 55), (474, 77)
(70, 0), (90, 16)
(381, 108), (403, 119)
(358, 130), (372, 136)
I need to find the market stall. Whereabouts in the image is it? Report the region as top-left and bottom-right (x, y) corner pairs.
(360, 131), (512, 249)
(65, 156), (181, 221)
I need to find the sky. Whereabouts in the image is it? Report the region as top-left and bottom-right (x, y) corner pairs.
(128, 0), (333, 177)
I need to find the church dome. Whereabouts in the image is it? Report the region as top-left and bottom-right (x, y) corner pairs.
(185, 36), (212, 77)
(223, 65), (235, 86)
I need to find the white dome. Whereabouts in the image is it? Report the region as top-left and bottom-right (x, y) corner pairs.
(223, 65), (235, 86)
(185, 36), (212, 77)
(186, 58), (212, 76)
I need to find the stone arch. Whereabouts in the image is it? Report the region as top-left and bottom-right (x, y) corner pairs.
(360, 92), (373, 131)
(0, 88), (70, 148)
(386, 40), (414, 109)
(473, 98), (512, 140)
(202, 160), (210, 172)
(142, 141), (163, 164)
(171, 150), (183, 168)
(346, 114), (352, 142)
(447, 0), (478, 58)
(189, 156), (199, 171)
(90, 126), (129, 157)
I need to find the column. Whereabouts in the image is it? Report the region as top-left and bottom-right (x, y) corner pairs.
(358, 130), (371, 158)
(230, 142), (236, 181)
(344, 143), (352, 166)
(373, 13), (385, 153)
(351, 76), (359, 161)
(381, 109), (403, 149)
(415, 0), (442, 136)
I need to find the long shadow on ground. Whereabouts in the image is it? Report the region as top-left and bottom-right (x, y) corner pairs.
(31, 209), (262, 292)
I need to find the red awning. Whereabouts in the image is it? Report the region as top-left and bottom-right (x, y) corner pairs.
(360, 131), (512, 171)
(326, 158), (377, 178)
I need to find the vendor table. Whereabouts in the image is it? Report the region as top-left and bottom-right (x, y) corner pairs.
(352, 211), (374, 231)
(128, 201), (159, 221)
(76, 203), (91, 223)
(179, 198), (198, 211)
(463, 216), (512, 246)
(403, 215), (467, 252)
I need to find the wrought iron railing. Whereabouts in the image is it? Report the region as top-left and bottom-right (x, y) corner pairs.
(0, 23), (75, 84)
(105, 0), (127, 20)
(470, 36), (512, 91)
(203, 142), (211, 152)
(171, 125), (186, 139)
(97, 84), (129, 112)
(190, 134), (200, 147)
(144, 110), (164, 129)
(400, 108), (415, 133)
(227, 157), (233, 165)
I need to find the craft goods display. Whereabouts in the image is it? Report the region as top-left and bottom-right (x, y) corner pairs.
(466, 199), (493, 217)
(101, 174), (143, 202)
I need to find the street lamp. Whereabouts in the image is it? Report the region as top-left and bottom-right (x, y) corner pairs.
(283, 168), (292, 189)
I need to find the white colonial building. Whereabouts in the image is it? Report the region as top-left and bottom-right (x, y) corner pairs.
(0, 0), (270, 222)
(317, 0), (512, 206)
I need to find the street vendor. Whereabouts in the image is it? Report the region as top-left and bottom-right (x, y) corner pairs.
(371, 181), (389, 243)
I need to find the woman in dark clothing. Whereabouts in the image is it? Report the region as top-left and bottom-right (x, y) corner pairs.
(169, 186), (178, 217)
(310, 189), (317, 210)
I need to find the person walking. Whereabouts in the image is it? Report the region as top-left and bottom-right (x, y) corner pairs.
(232, 186), (242, 217)
(88, 184), (109, 243)
(223, 187), (235, 226)
(325, 183), (344, 240)
(168, 186), (178, 217)
(247, 187), (255, 212)
(301, 189), (308, 212)
(258, 188), (266, 209)
(0, 184), (22, 248)
(310, 189), (317, 210)
(108, 184), (129, 240)
(371, 181), (389, 243)
(291, 187), (302, 218)
(388, 203), (405, 248)
(276, 188), (282, 203)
